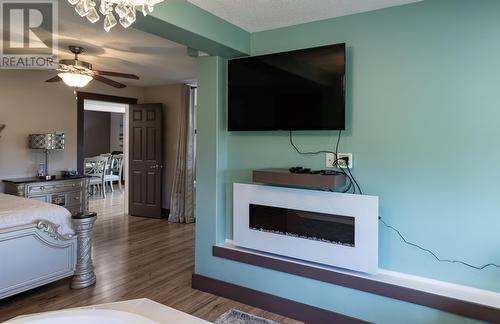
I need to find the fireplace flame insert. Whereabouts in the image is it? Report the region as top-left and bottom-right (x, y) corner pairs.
(249, 204), (355, 247)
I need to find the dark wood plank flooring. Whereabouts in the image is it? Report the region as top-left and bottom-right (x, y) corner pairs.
(0, 192), (301, 323)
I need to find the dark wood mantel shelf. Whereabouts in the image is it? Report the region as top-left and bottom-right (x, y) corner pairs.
(252, 168), (346, 190)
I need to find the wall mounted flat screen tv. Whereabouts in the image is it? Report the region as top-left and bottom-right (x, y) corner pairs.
(228, 43), (345, 131)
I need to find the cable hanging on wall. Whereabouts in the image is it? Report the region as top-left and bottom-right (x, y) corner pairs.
(379, 217), (500, 270)
(289, 130), (499, 271)
(288, 130), (336, 155)
(289, 130), (363, 195)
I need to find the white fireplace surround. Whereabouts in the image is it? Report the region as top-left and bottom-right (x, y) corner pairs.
(233, 183), (379, 274)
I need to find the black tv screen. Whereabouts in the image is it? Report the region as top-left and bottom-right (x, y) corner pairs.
(228, 43), (345, 131)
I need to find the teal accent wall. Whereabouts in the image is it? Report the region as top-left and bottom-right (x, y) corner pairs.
(195, 0), (499, 322)
(195, 56), (228, 270)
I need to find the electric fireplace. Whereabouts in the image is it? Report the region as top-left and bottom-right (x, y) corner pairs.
(233, 183), (379, 274)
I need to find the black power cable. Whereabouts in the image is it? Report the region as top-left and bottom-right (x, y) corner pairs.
(335, 130), (342, 157)
(343, 174), (354, 193)
(289, 130), (336, 155)
(289, 130), (498, 271)
(380, 217), (500, 271)
(346, 167), (362, 194)
(332, 157), (356, 194)
(336, 157), (362, 195)
(289, 130), (362, 194)
(332, 130), (362, 194)
(331, 164), (354, 194)
(332, 130), (356, 194)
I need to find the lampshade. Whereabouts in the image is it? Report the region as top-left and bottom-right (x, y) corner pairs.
(29, 133), (65, 150)
(58, 72), (93, 88)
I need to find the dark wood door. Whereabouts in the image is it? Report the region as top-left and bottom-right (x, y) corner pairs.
(129, 104), (163, 218)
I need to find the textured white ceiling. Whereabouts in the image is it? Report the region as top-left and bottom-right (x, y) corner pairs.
(56, 2), (197, 87)
(188, 0), (423, 32)
(55, 1), (423, 86)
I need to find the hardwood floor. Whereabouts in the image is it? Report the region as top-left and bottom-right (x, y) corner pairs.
(0, 192), (301, 323)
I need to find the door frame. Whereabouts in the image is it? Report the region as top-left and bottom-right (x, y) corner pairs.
(77, 92), (138, 213)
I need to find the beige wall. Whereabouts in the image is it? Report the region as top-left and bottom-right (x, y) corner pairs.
(142, 84), (184, 210)
(0, 70), (185, 210)
(0, 70), (143, 192)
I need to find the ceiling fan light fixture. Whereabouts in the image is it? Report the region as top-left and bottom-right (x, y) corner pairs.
(46, 46), (139, 89)
(58, 72), (93, 88)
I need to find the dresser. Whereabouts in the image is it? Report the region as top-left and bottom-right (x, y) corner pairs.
(3, 176), (89, 216)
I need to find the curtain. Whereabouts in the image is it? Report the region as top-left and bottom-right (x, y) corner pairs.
(169, 86), (196, 223)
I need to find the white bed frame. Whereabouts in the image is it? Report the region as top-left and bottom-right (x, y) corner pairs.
(0, 217), (94, 299)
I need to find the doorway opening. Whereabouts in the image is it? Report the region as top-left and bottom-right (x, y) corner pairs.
(77, 92), (138, 219)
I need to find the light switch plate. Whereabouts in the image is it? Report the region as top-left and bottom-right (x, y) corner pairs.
(325, 153), (336, 168)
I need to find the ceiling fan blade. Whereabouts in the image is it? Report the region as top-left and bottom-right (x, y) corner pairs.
(93, 75), (127, 88)
(95, 70), (139, 80)
(45, 75), (62, 82)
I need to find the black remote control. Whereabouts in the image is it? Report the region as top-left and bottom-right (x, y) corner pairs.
(320, 170), (341, 175)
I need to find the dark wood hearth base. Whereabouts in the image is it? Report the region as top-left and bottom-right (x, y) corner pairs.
(191, 273), (365, 324)
(210, 245), (500, 323)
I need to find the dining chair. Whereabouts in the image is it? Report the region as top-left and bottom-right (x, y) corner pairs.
(84, 156), (108, 198)
(99, 153), (113, 192)
(104, 154), (124, 192)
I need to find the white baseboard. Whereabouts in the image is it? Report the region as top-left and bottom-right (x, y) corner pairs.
(222, 240), (500, 309)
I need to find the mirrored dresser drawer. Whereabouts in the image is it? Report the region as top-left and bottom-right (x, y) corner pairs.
(3, 176), (89, 216)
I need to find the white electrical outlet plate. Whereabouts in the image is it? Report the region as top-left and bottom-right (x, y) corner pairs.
(337, 153), (353, 169)
(325, 153), (336, 168)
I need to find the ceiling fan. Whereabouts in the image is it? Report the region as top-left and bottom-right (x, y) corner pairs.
(46, 45), (139, 88)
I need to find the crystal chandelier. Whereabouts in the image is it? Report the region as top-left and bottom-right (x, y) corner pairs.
(68, 0), (165, 32)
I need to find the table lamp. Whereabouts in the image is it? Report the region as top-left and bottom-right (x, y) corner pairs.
(29, 132), (65, 180)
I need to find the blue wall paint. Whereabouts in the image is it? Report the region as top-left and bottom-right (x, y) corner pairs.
(243, 0), (500, 291)
(195, 0), (499, 322)
(195, 56), (227, 273)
